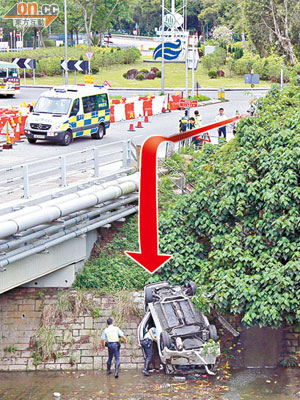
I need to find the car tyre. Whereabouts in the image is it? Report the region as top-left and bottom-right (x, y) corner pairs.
(208, 324), (218, 341)
(27, 138), (37, 144)
(186, 281), (197, 296)
(92, 124), (105, 139)
(61, 131), (72, 146)
(160, 331), (171, 352)
(144, 287), (154, 310)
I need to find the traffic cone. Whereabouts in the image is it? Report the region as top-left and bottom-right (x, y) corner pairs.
(144, 111), (149, 123)
(136, 115), (143, 128)
(15, 122), (21, 141)
(128, 122), (135, 131)
(162, 106), (166, 113)
(3, 121), (13, 149)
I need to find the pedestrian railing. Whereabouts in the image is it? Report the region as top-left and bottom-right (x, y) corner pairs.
(0, 139), (137, 202)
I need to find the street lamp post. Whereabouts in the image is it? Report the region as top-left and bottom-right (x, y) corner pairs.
(161, 0), (165, 94)
(64, 0), (68, 85)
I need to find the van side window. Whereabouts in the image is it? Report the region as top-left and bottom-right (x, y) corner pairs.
(82, 95), (98, 113)
(70, 98), (80, 117)
(97, 94), (108, 110)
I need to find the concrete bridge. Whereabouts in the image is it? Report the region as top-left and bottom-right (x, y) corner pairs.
(0, 140), (139, 294)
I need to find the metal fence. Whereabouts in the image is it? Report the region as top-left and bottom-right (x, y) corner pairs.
(0, 139), (137, 202)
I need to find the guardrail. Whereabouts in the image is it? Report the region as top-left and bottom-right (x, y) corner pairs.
(0, 139), (137, 202)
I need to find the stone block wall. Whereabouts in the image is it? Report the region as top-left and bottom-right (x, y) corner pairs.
(0, 288), (144, 372)
(0, 288), (299, 372)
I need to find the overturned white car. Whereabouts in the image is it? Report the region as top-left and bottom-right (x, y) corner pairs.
(137, 281), (221, 375)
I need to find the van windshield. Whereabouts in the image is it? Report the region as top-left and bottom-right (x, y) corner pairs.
(34, 97), (72, 114)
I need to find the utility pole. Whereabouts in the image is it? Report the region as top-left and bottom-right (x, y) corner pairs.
(161, 0), (165, 94)
(64, 0), (68, 85)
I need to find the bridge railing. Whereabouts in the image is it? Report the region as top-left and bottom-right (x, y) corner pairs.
(0, 139), (136, 202)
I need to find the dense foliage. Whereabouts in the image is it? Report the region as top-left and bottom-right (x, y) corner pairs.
(158, 85), (300, 328)
(74, 216), (149, 290)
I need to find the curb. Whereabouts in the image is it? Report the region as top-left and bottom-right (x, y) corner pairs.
(20, 85), (270, 92)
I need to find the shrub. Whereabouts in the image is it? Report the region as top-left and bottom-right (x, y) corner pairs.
(139, 68), (149, 73)
(155, 70), (161, 78)
(136, 73), (145, 80)
(202, 47), (226, 71)
(217, 70), (225, 77)
(123, 72), (127, 79)
(43, 39), (55, 47)
(125, 68), (139, 79)
(91, 66), (99, 74)
(208, 69), (218, 78)
(145, 71), (156, 80)
(151, 67), (159, 74)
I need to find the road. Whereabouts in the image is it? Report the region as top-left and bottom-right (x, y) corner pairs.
(0, 88), (266, 170)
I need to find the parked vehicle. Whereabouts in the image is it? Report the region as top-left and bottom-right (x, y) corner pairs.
(138, 281), (221, 375)
(25, 85), (110, 146)
(0, 61), (20, 96)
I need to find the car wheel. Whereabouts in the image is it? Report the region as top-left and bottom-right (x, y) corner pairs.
(27, 138), (36, 144)
(208, 364), (217, 372)
(186, 281), (197, 296)
(160, 331), (171, 351)
(92, 124), (105, 139)
(208, 324), (218, 341)
(144, 287), (153, 310)
(61, 131), (72, 146)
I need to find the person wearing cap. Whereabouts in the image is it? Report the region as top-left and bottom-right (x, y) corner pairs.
(215, 107), (228, 139)
(141, 327), (157, 376)
(101, 317), (127, 378)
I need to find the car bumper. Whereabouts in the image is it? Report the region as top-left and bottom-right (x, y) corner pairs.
(162, 347), (220, 367)
(25, 130), (66, 143)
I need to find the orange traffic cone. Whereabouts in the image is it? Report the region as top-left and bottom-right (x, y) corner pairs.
(144, 111), (149, 123)
(128, 122), (135, 131)
(15, 122), (21, 141)
(136, 115), (143, 128)
(3, 121), (13, 149)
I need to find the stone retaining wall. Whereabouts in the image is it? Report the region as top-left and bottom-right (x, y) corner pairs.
(0, 288), (144, 372)
(0, 288), (299, 372)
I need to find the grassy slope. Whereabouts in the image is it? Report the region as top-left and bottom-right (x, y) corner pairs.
(19, 55), (271, 88)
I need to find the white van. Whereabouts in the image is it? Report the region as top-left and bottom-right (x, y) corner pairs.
(25, 85), (110, 146)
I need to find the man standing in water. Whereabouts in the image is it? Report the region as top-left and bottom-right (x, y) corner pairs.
(101, 317), (127, 378)
(141, 327), (157, 376)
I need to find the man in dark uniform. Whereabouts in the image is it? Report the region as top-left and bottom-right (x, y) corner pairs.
(141, 327), (157, 376)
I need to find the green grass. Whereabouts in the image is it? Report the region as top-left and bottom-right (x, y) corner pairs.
(21, 55), (271, 89)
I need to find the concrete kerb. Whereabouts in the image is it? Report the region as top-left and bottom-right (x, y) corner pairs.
(20, 85), (270, 92)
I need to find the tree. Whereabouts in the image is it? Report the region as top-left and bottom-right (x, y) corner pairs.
(158, 84), (300, 329)
(213, 25), (232, 45)
(245, 0), (300, 65)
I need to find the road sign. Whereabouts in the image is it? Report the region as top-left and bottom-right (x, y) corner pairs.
(179, 99), (198, 108)
(85, 52), (94, 61)
(245, 73), (260, 85)
(60, 60), (88, 72)
(12, 58), (36, 69)
(16, 32), (21, 38)
(84, 75), (94, 84)
(103, 80), (111, 88)
(0, 33), (3, 39)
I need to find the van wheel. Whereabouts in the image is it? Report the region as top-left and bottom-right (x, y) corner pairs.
(92, 124), (105, 139)
(27, 138), (36, 144)
(61, 131), (72, 146)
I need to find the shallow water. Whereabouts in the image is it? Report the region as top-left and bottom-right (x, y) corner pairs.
(0, 367), (299, 400)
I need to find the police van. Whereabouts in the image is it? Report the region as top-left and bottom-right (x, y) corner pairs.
(25, 85), (110, 146)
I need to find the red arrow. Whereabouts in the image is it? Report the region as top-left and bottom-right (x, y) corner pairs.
(126, 116), (243, 274)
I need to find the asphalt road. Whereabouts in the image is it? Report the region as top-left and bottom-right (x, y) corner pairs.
(0, 88), (266, 171)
